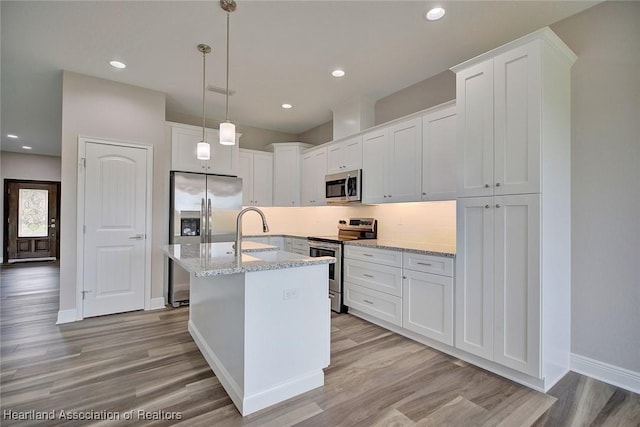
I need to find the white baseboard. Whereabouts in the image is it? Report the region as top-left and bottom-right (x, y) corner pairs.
(56, 309), (78, 325)
(148, 297), (166, 310)
(571, 353), (640, 394)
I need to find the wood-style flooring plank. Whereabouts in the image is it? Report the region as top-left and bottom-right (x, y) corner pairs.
(1, 262), (639, 426)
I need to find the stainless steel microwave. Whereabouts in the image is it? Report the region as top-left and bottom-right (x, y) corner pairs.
(325, 169), (362, 204)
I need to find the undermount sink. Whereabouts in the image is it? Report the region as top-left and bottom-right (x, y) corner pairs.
(244, 250), (307, 262)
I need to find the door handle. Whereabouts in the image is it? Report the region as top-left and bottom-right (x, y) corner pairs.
(201, 198), (206, 244)
(207, 198), (213, 243)
(129, 234), (145, 240)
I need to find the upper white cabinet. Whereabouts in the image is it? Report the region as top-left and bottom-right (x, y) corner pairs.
(362, 116), (422, 204)
(327, 135), (363, 174)
(455, 36), (556, 198)
(422, 104), (457, 201)
(271, 142), (311, 207)
(169, 122), (239, 175)
(238, 149), (273, 207)
(452, 27), (576, 388)
(301, 147), (327, 206)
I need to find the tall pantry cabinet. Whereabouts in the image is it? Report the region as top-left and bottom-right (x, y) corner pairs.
(452, 27), (576, 391)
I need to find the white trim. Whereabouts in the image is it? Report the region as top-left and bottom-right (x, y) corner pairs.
(8, 257), (56, 263)
(56, 309), (78, 324)
(571, 353), (640, 395)
(76, 136), (154, 320)
(148, 297), (166, 310)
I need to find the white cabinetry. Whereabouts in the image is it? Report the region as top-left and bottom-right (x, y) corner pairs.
(290, 237), (309, 256)
(402, 252), (454, 346)
(169, 122), (239, 175)
(422, 104), (457, 201)
(301, 147), (327, 206)
(452, 27), (575, 388)
(362, 117), (422, 204)
(271, 143), (311, 207)
(344, 246), (403, 326)
(327, 135), (362, 174)
(238, 149), (273, 206)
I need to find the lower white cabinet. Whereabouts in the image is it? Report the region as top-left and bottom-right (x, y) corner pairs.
(344, 283), (402, 326)
(290, 237), (309, 256)
(402, 269), (453, 346)
(456, 194), (542, 377)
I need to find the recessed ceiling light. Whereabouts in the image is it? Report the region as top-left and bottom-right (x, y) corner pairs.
(7, 134), (18, 139)
(22, 146), (32, 150)
(331, 69), (345, 78)
(109, 60), (126, 69)
(281, 103), (293, 109)
(426, 7), (446, 21)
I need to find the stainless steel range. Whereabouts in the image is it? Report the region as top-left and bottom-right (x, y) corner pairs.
(308, 218), (377, 313)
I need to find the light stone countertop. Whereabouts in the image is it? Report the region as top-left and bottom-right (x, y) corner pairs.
(344, 239), (456, 258)
(164, 241), (335, 277)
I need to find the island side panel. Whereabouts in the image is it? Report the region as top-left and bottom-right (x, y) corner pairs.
(242, 264), (330, 415)
(189, 273), (246, 406)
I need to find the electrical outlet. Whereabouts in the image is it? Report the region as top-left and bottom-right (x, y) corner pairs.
(283, 288), (299, 300)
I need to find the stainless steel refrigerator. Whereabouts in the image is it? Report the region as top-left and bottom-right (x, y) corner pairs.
(169, 172), (242, 307)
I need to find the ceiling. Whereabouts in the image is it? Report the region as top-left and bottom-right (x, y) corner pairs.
(1, 1), (599, 156)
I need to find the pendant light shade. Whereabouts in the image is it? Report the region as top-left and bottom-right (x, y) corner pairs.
(220, 0), (236, 145)
(196, 43), (211, 160)
(219, 121), (236, 145)
(197, 141), (211, 159)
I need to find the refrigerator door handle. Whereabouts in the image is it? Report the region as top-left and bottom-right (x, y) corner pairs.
(207, 198), (213, 243)
(201, 198), (206, 244)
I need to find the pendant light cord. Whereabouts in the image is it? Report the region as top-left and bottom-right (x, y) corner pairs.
(201, 48), (206, 141)
(225, 11), (230, 122)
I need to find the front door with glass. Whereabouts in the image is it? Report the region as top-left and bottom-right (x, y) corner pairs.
(5, 181), (59, 262)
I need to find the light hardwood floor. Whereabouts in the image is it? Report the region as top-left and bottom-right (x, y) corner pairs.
(1, 262), (638, 426)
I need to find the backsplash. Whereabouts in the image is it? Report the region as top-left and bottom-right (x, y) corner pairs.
(241, 201), (456, 248)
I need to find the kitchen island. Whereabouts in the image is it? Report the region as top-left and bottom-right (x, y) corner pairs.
(164, 242), (335, 416)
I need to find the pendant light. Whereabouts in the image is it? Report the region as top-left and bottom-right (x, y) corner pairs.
(219, 0), (237, 145)
(196, 43), (212, 160)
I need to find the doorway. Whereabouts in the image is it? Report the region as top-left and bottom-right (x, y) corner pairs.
(3, 180), (61, 263)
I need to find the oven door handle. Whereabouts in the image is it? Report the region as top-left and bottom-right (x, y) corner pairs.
(309, 244), (339, 252)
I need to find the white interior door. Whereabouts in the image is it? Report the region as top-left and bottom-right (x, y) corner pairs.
(82, 140), (149, 317)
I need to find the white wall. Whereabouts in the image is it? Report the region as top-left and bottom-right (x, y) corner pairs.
(60, 71), (168, 313)
(551, 1), (640, 373)
(0, 152), (62, 262)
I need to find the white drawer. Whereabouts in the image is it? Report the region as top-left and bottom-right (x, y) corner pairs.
(403, 252), (453, 277)
(344, 283), (402, 326)
(292, 238), (309, 255)
(343, 259), (402, 297)
(344, 245), (402, 267)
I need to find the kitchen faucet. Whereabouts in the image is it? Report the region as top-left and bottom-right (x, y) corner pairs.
(235, 207), (269, 256)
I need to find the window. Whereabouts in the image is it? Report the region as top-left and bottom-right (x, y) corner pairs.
(18, 189), (48, 237)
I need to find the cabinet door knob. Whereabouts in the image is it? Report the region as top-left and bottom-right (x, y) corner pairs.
(496, 204), (501, 208)
(383, 195), (387, 198)
(485, 205), (490, 209)
(388, 195), (392, 198)
(485, 184), (490, 188)
(422, 192), (426, 196)
(496, 182), (501, 187)
(402, 276), (407, 279)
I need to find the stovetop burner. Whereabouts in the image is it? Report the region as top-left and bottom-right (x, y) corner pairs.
(307, 218), (377, 244)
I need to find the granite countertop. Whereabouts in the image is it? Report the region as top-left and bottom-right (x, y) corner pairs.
(243, 233), (309, 239)
(344, 239), (456, 258)
(164, 241), (335, 277)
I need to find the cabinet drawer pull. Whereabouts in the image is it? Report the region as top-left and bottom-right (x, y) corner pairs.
(363, 273), (374, 278)
(362, 253), (373, 257)
(417, 262), (432, 266)
(363, 299), (374, 305)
